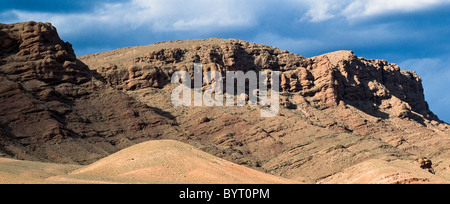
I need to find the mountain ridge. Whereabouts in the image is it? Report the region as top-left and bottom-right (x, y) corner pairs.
(1, 22), (449, 183)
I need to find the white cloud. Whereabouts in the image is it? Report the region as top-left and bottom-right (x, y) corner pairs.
(1, 0), (262, 33)
(298, 0), (353, 22)
(294, 0), (450, 22)
(2, 10), (96, 35)
(118, 0), (261, 31)
(4, 0), (450, 33)
(343, 0), (450, 19)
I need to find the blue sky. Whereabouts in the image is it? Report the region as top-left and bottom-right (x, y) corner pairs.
(1, 0), (449, 122)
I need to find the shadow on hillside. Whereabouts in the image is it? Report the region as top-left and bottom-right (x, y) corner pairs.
(148, 106), (177, 121)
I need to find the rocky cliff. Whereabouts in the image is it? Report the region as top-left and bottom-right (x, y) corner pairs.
(0, 22), (179, 164)
(1, 22), (449, 183)
(82, 39), (438, 121)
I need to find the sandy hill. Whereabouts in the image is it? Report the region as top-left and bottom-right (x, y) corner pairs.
(1, 22), (449, 184)
(63, 140), (300, 184)
(0, 140), (299, 184)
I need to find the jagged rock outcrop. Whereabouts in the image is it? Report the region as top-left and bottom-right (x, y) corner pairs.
(0, 22), (88, 84)
(317, 51), (435, 120)
(83, 39), (438, 121)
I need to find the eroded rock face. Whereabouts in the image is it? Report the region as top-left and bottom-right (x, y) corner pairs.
(83, 39), (437, 121)
(301, 51), (437, 121)
(328, 51), (433, 119)
(0, 22), (178, 164)
(0, 22), (88, 84)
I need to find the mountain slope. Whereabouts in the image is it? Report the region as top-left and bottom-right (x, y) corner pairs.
(80, 38), (449, 183)
(0, 22), (180, 164)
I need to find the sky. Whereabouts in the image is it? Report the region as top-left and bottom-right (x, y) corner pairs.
(1, 0), (449, 122)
